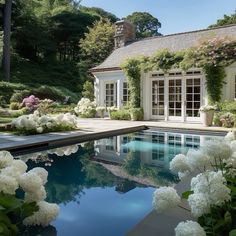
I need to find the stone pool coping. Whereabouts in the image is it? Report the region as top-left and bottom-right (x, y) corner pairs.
(127, 173), (196, 236)
(0, 118), (229, 152)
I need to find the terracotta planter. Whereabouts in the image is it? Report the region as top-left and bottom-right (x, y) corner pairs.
(200, 110), (215, 126)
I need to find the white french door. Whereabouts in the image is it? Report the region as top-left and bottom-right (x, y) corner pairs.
(151, 76), (202, 122)
(185, 77), (202, 122)
(168, 78), (183, 121)
(151, 79), (165, 119)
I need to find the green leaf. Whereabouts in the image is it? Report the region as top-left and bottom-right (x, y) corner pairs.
(0, 193), (22, 211)
(182, 190), (193, 199)
(20, 202), (39, 219)
(229, 229), (236, 236)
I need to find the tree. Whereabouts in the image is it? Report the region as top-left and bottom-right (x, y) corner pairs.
(80, 19), (115, 67)
(2, 0), (12, 81)
(209, 10), (236, 28)
(80, 6), (119, 23)
(82, 80), (94, 100)
(126, 12), (161, 39)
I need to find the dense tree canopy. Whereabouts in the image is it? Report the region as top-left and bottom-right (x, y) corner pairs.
(209, 10), (236, 28)
(80, 19), (115, 67)
(126, 12), (161, 38)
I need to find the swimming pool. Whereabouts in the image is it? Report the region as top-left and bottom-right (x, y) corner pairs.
(16, 129), (223, 236)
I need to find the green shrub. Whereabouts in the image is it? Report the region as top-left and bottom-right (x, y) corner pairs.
(0, 82), (28, 103)
(218, 100), (236, 113)
(214, 112), (235, 128)
(10, 102), (21, 110)
(32, 85), (66, 102)
(130, 108), (144, 121)
(10, 107), (30, 118)
(110, 109), (131, 120)
(213, 112), (223, 126)
(10, 90), (30, 103)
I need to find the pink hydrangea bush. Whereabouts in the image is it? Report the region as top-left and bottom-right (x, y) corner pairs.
(22, 95), (40, 111)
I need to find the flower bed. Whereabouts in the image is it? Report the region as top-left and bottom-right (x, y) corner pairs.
(11, 111), (79, 135)
(152, 131), (236, 236)
(0, 151), (59, 235)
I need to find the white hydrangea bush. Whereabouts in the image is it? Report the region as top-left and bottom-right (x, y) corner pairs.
(0, 151), (59, 228)
(175, 221), (206, 236)
(11, 110), (79, 135)
(74, 98), (96, 118)
(153, 131), (236, 236)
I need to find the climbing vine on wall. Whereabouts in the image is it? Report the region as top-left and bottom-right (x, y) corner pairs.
(122, 37), (236, 107)
(122, 58), (141, 108)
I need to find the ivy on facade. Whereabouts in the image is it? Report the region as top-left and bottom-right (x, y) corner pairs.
(122, 37), (236, 107)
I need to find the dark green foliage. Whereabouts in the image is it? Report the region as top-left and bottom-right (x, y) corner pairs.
(126, 12), (161, 38)
(0, 82), (79, 104)
(204, 66), (225, 104)
(110, 109), (131, 120)
(0, 193), (38, 235)
(10, 90), (30, 103)
(80, 6), (119, 23)
(1, 0), (120, 99)
(82, 81), (94, 100)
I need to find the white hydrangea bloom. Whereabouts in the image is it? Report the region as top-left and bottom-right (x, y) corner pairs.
(175, 220), (206, 236)
(0, 174), (18, 194)
(186, 149), (209, 171)
(202, 141), (232, 164)
(29, 167), (48, 185)
(152, 187), (181, 212)
(11, 160), (28, 174)
(1, 166), (22, 179)
(225, 131), (235, 142)
(170, 154), (191, 173)
(0, 151), (14, 168)
(189, 171), (231, 217)
(23, 201), (60, 227)
(36, 127), (44, 133)
(25, 186), (47, 202)
(49, 144), (79, 157)
(19, 172), (43, 192)
(230, 140), (236, 152)
(188, 193), (211, 217)
(224, 157), (236, 177)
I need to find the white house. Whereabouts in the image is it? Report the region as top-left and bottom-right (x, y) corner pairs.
(91, 21), (236, 122)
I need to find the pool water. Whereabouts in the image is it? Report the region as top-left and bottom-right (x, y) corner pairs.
(16, 129), (223, 236)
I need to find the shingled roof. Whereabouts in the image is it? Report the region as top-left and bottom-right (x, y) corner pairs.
(91, 24), (236, 72)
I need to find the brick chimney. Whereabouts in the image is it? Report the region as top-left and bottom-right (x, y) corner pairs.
(114, 20), (136, 48)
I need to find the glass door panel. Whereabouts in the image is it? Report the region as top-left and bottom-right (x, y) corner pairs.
(168, 79), (182, 117)
(152, 80), (164, 116)
(186, 78), (201, 117)
(105, 83), (115, 107)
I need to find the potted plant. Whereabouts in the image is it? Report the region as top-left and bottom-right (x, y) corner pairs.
(130, 108), (144, 121)
(107, 106), (118, 118)
(199, 105), (216, 126)
(96, 106), (106, 118)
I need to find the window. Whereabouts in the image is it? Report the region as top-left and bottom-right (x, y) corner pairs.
(123, 82), (129, 106)
(105, 83), (115, 107)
